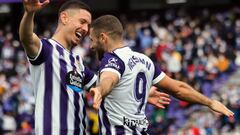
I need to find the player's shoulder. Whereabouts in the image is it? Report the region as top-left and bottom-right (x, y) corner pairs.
(40, 38), (50, 43)
(101, 52), (121, 61)
(134, 51), (153, 61)
(100, 52), (125, 67)
(98, 51), (126, 76)
(39, 38), (55, 48)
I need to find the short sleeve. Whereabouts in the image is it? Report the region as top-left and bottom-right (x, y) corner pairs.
(28, 39), (53, 65)
(83, 66), (97, 90)
(152, 63), (166, 85)
(99, 53), (125, 79)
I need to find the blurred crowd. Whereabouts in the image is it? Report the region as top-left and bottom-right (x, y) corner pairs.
(0, 6), (240, 135)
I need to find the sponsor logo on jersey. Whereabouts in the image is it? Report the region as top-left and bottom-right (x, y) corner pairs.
(65, 70), (84, 92)
(105, 57), (120, 69)
(123, 116), (149, 129)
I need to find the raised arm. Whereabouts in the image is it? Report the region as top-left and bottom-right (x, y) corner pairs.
(154, 75), (234, 117)
(19, 0), (49, 58)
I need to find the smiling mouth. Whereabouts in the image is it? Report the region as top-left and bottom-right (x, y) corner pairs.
(75, 32), (82, 40)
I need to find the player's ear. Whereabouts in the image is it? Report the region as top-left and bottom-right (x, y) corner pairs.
(59, 11), (69, 25)
(99, 33), (107, 43)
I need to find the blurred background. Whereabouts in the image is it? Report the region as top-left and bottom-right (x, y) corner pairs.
(0, 0), (240, 134)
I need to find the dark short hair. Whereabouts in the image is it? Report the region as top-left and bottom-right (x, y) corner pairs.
(91, 15), (124, 39)
(59, 0), (91, 16)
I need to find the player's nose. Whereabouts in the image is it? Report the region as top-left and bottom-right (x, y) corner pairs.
(81, 24), (88, 35)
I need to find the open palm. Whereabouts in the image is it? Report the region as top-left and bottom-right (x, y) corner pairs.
(148, 87), (171, 109)
(90, 87), (103, 110)
(209, 100), (234, 117)
(23, 0), (49, 13)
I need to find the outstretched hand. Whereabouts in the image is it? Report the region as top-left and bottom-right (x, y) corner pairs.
(23, 0), (49, 13)
(209, 99), (234, 117)
(90, 87), (102, 110)
(148, 87), (171, 109)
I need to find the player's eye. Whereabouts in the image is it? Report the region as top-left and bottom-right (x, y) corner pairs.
(79, 19), (87, 24)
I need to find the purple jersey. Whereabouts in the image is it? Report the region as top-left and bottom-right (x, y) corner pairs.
(28, 39), (97, 135)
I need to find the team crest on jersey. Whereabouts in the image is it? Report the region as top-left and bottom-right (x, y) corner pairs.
(65, 70), (84, 92)
(105, 57), (120, 69)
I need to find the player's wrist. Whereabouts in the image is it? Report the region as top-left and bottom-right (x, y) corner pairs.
(24, 11), (35, 16)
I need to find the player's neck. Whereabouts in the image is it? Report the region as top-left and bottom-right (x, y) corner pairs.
(107, 41), (124, 52)
(52, 32), (71, 51)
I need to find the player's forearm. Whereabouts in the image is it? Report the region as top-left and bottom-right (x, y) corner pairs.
(172, 82), (212, 106)
(97, 78), (115, 98)
(19, 11), (35, 45)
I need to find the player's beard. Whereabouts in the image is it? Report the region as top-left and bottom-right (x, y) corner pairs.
(95, 40), (105, 61)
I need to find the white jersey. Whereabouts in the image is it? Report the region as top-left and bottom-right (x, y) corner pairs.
(28, 39), (97, 135)
(98, 47), (165, 135)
